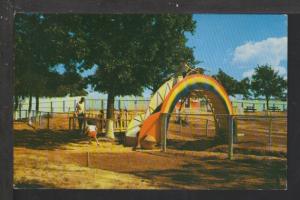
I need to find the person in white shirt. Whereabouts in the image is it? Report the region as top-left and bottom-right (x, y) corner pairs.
(75, 97), (85, 133)
(84, 119), (99, 146)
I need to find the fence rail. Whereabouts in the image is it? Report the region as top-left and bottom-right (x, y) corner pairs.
(16, 110), (141, 133)
(13, 98), (287, 120)
(163, 113), (287, 159)
(14, 105), (287, 160)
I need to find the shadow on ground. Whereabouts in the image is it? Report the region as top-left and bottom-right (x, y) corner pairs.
(14, 129), (88, 150)
(14, 179), (57, 189)
(167, 138), (220, 151)
(131, 156), (287, 189)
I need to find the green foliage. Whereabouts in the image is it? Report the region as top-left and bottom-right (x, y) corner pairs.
(79, 14), (197, 95)
(15, 14), (87, 100)
(236, 77), (251, 98)
(213, 69), (251, 98)
(212, 69), (238, 96)
(251, 65), (287, 107)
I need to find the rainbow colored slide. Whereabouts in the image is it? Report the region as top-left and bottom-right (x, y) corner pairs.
(125, 74), (233, 149)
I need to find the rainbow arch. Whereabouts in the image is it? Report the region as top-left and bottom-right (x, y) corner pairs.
(161, 74), (233, 115)
(137, 74), (233, 148)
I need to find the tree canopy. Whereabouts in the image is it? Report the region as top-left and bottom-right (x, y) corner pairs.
(15, 14), (196, 137)
(251, 65), (287, 108)
(212, 69), (250, 98)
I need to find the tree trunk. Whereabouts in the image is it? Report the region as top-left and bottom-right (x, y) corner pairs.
(13, 96), (19, 120)
(28, 95), (32, 115)
(28, 95), (32, 124)
(35, 96), (39, 113)
(106, 93), (115, 139)
(14, 96), (19, 111)
(266, 96), (270, 111)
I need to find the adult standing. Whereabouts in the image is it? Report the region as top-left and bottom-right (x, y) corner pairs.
(75, 97), (86, 134)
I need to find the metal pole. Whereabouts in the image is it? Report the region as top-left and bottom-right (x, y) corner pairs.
(160, 113), (168, 152)
(47, 112), (50, 129)
(39, 112), (41, 126)
(228, 115), (234, 160)
(50, 101), (53, 114)
(63, 100), (65, 112)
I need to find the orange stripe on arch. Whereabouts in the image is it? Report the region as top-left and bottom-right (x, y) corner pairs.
(161, 74), (233, 114)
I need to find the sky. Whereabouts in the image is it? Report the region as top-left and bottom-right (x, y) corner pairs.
(186, 14), (287, 80)
(84, 14), (287, 98)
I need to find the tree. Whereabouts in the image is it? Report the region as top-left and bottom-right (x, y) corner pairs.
(80, 14), (196, 139)
(251, 65), (287, 109)
(15, 14), (196, 139)
(212, 69), (238, 97)
(15, 14), (88, 116)
(236, 77), (251, 99)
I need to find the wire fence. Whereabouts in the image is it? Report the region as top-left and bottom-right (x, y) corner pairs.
(165, 113), (287, 158)
(13, 98), (287, 121)
(14, 98), (150, 120)
(18, 110), (141, 133)
(15, 107), (287, 159)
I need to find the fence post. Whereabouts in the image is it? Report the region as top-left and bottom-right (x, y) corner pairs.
(50, 101), (53, 114)
(160, 113), (168, 152)
(39, 112), (41, 126)
(228, 115), (234, 160)
(205, 119), (208, 137)
(73, 115), (76, 130)
(63, 100), (66, 112)
(269, 117), (273, 150)
(47, 112), (50, 129)
(233, 118), (238, 143)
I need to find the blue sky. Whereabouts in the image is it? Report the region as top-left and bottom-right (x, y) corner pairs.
(186, 14), (287, 80)
(84, 14), (287, 98)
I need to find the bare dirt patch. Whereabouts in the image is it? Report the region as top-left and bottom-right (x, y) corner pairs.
(14, 121), (287, 189)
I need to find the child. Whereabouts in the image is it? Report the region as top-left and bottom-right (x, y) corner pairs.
(84, 119), (99, 146)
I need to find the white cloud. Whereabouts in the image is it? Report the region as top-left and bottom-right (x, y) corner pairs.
(272, 66), (287, 76)
(242, 66), (287, 79)
(232, 37), (287, 68)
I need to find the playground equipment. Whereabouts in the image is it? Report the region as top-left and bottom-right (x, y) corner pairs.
(124, 76), (183, 146)
(125, 73), (233, 149)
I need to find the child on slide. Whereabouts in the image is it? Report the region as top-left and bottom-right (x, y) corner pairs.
(84, 119), (99, 146)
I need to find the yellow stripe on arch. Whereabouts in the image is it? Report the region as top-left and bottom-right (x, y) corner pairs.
(161, 74), (233, 115)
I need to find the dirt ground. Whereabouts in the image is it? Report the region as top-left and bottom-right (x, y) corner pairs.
(13, 117), (287, 189)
